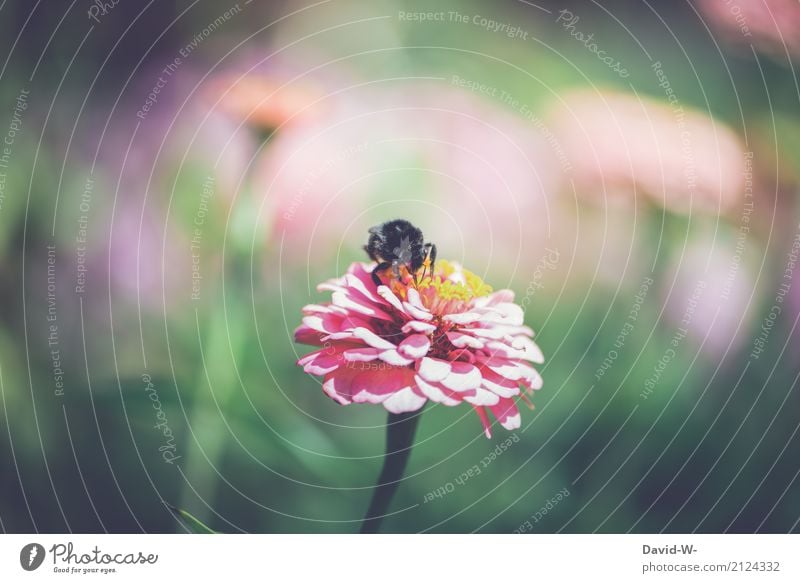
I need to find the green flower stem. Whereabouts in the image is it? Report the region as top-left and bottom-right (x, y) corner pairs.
(360, 408), (423, 534)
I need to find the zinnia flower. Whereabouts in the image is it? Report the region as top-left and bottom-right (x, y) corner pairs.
(294, 260), (544, 437)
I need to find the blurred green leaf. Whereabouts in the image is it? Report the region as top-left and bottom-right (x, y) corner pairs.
(168, 504), (217, 534)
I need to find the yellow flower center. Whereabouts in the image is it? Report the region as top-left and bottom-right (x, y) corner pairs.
(417, 260), (492, 302)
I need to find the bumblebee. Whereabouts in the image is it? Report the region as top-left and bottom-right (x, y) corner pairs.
(364, 219), (437, 286)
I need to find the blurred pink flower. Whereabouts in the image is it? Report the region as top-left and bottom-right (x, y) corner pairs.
(249, 81), (560, 277)
(106, 194), (192, 311)
(96, 65), (257, 211)
(550, 89), (746, 215)
(81, 66), (259, 309)
(662, 224), (755, 361)
(295, 260), (544, 437)
(698, 0), (800, 60)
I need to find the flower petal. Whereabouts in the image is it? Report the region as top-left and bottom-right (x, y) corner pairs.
(398, 334), (431, 359)
(447, 331), (484, 349)
(474, 406), (493, 438)
(351, 327), (397, 350)
(402, 320), (437, 334)
(414, 375), (461, 406)
(479, 303), (524, 326)
(297, 348), (343, 375)
(463, 387), (501, 406)
(322, 367), (360, 405)
(332, 291), (393, 321)
(490, 398), (521, 430)
(516, 363), (544, 390)
(294, 324), (323, 346)
(447, 348), (476, 363)
(378, 349), (414, 366)
(481, 368), (521, 398)
(343, 347), (380, 362)
(466, 324), (534, 340)
(478, 357), (525, 381)
(440, 361), (481, 392)
(301, 303), (347, 316)
(382, 387), (427, 413)
(402, 301), (433, 321)
(473, 289), (515, 307)
(443, 311), (482, 325)
(348, 262), (382, 291)
(377, 285), (405, 312)
(464, 327), (514, 340)
(316, 275), (346, 293)
(483, 340), (529, 361)
(417, 357), (451, 382)
(406, 287), (426, 309)
(344, 273), (382, 303)
(511, 336), (545, 363)
(350, 367), (416, 404)
(302, 313), (342, 335)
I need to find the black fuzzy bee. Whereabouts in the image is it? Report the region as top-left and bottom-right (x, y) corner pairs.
(364, 219), (437, 286)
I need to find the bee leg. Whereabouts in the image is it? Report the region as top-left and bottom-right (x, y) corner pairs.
(371, 261), (391, 287)
(422, 243), (437, 280)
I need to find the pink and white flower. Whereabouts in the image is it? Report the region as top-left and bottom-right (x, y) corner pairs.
(295, 260), (544, 437)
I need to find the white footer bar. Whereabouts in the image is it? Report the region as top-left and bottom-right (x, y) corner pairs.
(1, 534), (796, 582)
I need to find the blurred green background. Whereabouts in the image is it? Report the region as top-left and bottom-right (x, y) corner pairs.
(1, 0), (799, 533)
